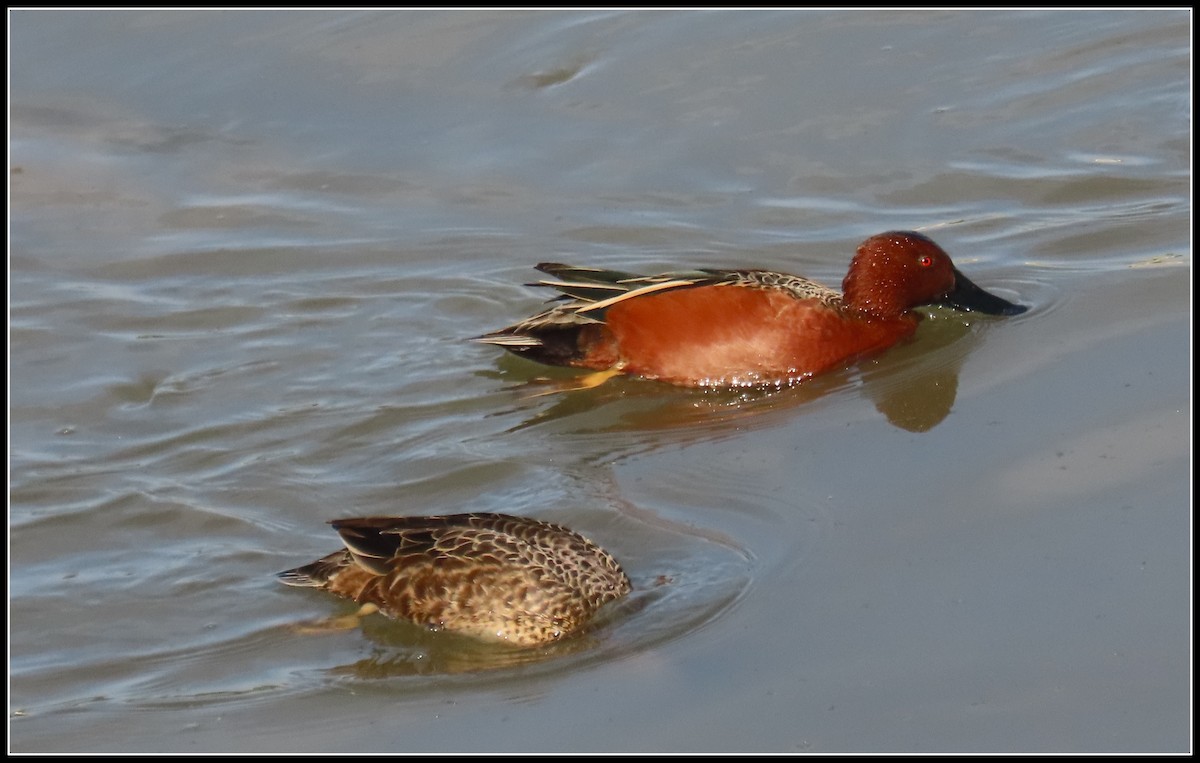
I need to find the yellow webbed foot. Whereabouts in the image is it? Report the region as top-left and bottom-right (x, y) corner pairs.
(288, 603), (380, 635)
(523, 368), (623, 398)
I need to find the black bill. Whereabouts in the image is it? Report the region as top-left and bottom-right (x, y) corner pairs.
(936, 267), (1028, 316)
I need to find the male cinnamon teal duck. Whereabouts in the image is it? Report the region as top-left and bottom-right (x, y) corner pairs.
(475, 230), (1027, 389)
(277, 513), (631, 647)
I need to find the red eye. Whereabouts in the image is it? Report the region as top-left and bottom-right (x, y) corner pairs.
(918, 255), (934, 267)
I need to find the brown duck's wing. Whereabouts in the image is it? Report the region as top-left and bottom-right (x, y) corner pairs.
(472, 266), (725, 358)
(329, 514), (486, 575)
(499, 265), (839, 326)
(530, 263), (718, 314)
(459, 513), (631, 598)
(330, 513), (630, 599)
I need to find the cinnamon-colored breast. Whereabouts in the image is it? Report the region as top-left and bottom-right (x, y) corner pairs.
(597, 285), (920, 386)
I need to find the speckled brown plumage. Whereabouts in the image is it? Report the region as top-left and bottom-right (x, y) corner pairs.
(277, 513), (631, 647)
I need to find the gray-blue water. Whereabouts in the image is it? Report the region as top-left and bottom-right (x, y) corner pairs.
(9, 9), (1191, 753)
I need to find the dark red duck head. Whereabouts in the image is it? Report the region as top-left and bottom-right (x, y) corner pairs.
(842, 231), (1027, 319)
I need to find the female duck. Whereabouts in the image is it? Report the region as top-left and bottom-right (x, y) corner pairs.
(278, 513), (631, 647)
(475, 231), (1026, 388)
